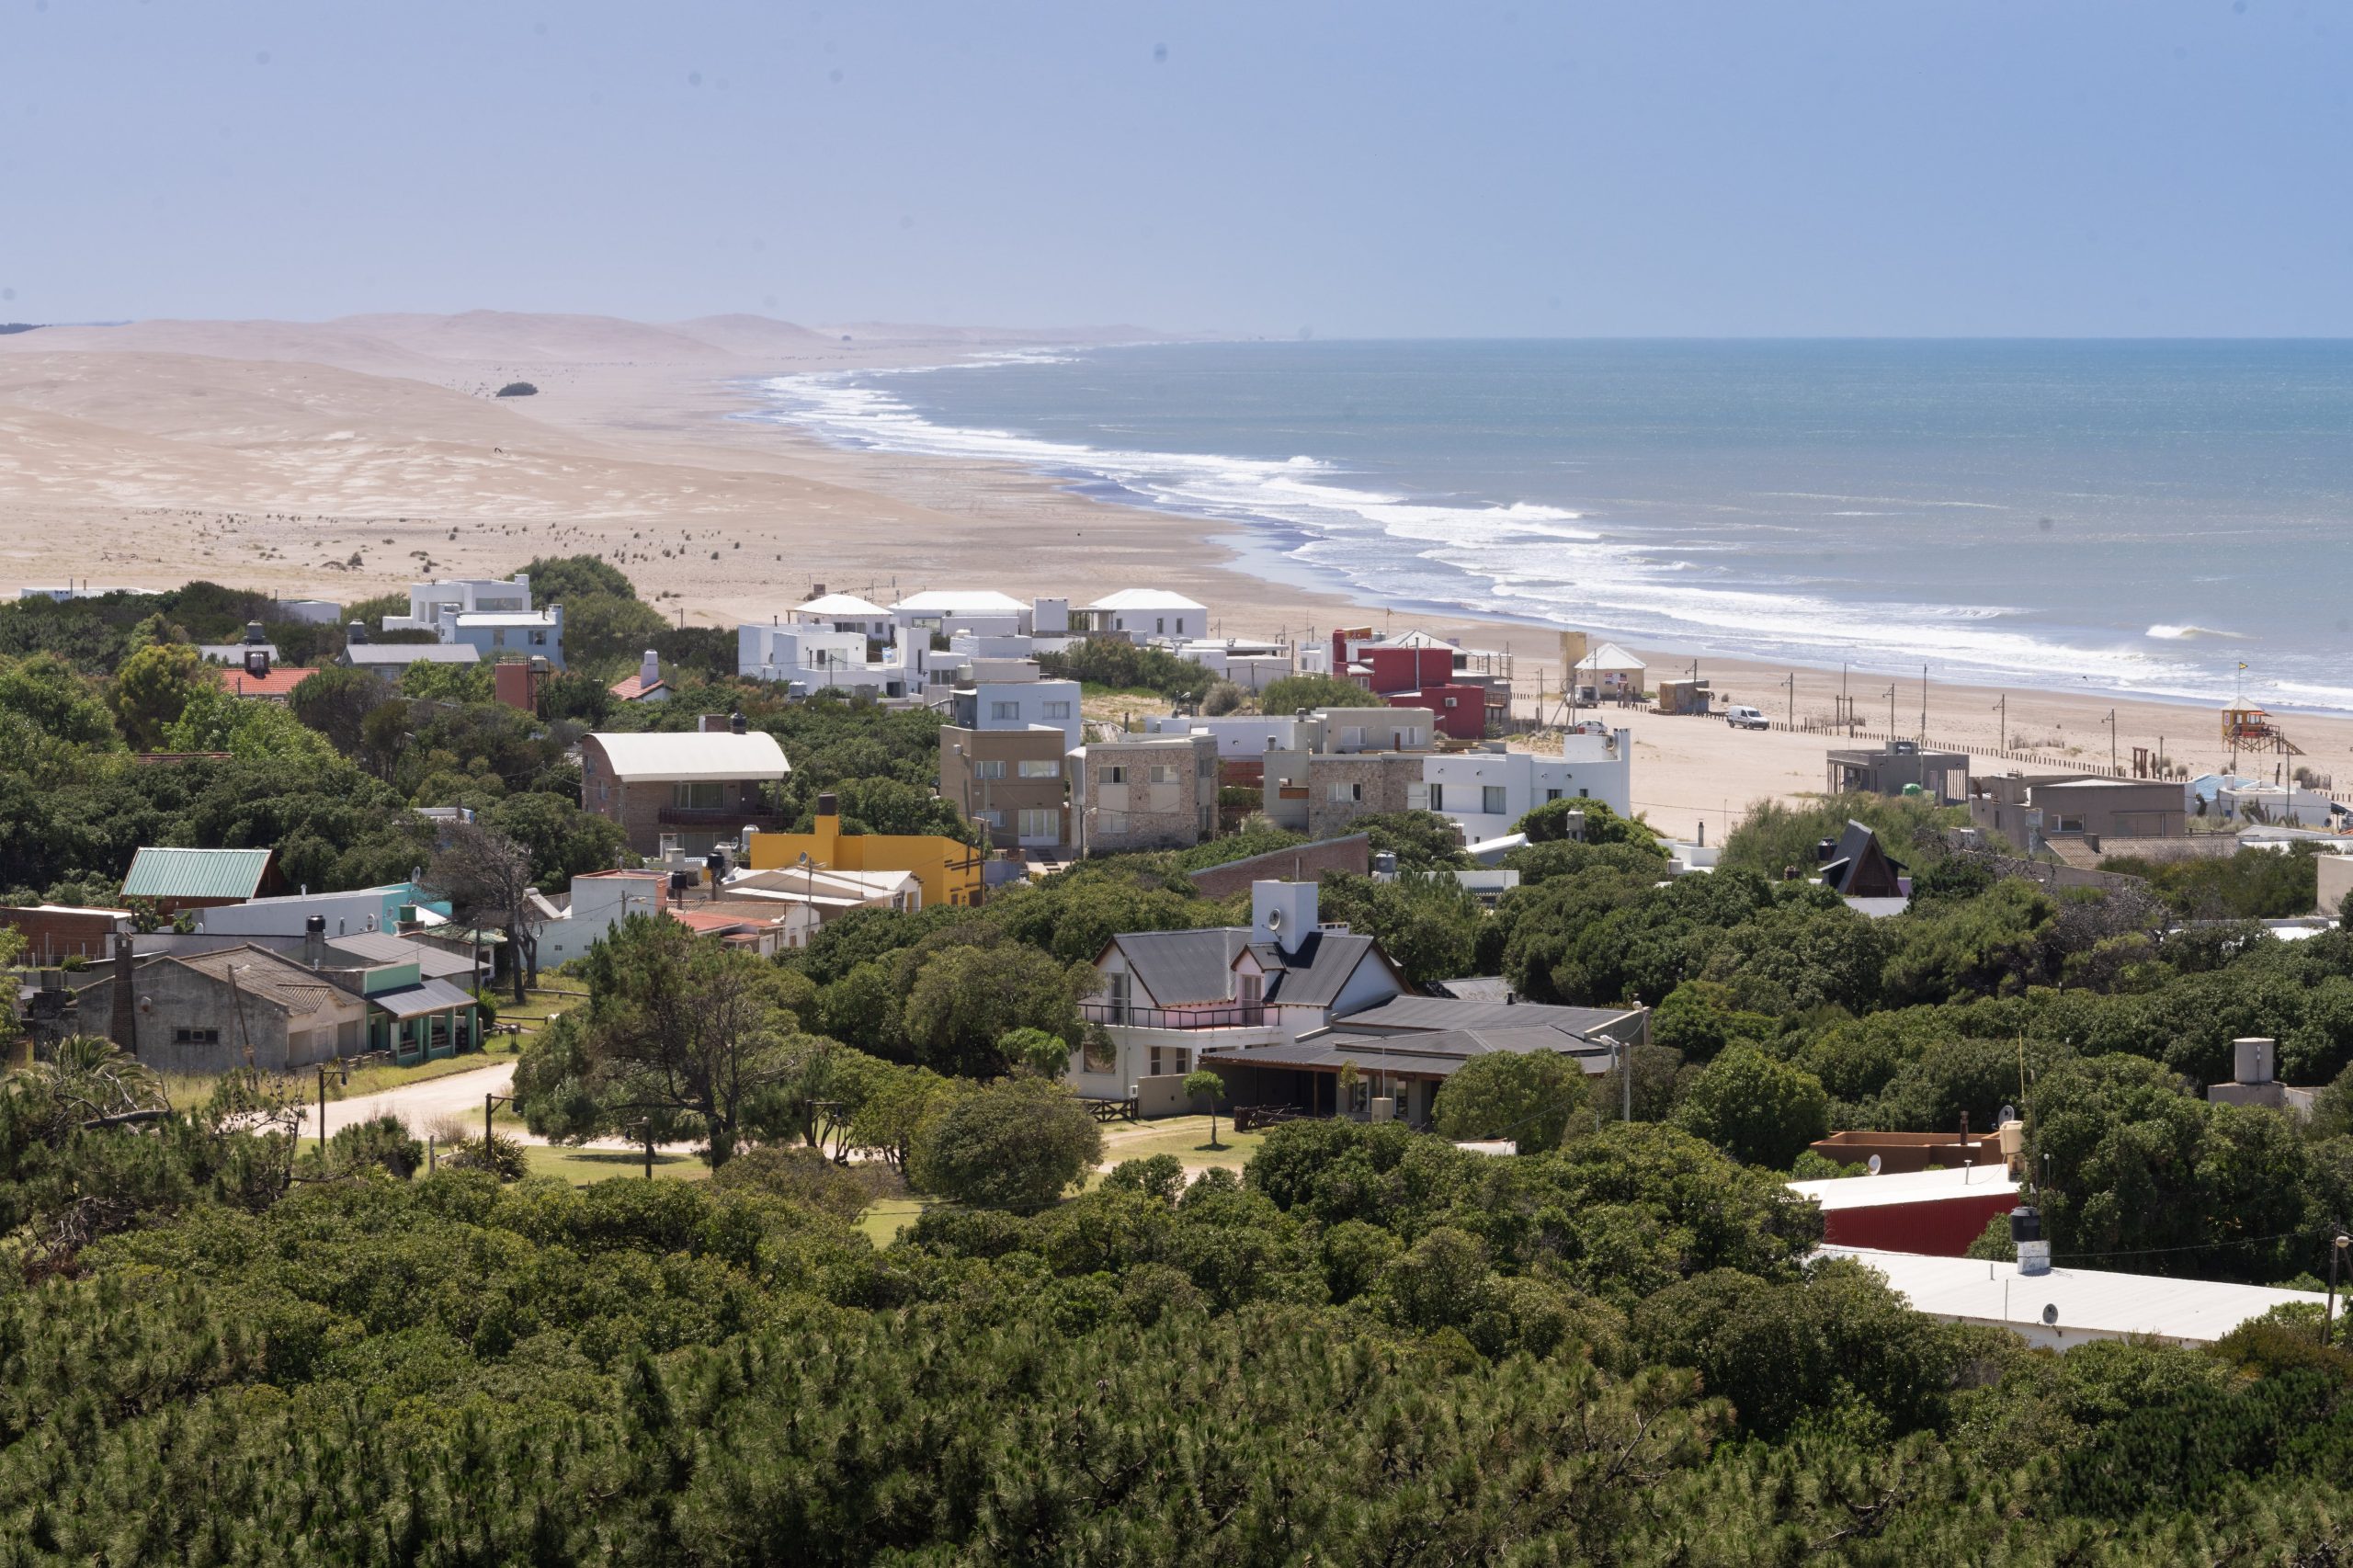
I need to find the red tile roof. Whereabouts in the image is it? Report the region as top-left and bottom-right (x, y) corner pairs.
(215, 665), (317, 700)
(609, 674), (668, 701)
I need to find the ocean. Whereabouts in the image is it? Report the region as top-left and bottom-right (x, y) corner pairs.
(745, 339), (2353, 712)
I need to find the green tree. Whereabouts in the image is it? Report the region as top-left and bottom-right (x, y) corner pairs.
(483, 790), (633, 892)
(906, 1075), (1104, 1209)
(899, 940), (1097, 1078)
(288, 665), (390, 755)
(513, 913), (807, 1165)
(1432, 1050), (1588, 1153)
(561, 593), (670, 676)
(1516, 796), (1653, 848)
(1257, 673), (1376, 714)
(1675, 1045), (1831, 1168)
(518, 554), (637, 606)
(998, 1026), (1073, 1080)
(0, 653), (118, 745)
(1350, 810), (1473, 872)
(1183, 1068), (1227, 1148)
(108, 642), (207, 749)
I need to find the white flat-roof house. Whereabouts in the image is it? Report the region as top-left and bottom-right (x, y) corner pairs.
(891, 589), (1034, 639)
(383, 574), (535, 631)
(1077, 589), (1210, 644)
(1415, 728), (1632, 843)
(443, 607), (564, 670)
(950, 662), (1084, 751)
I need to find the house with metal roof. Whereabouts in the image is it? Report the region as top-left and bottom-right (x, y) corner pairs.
(120, 846), (281, 914)
(71, 942), (369, 1073)
(580, 719), (792, 857)
(1073, 878), (1643, 1124)
(1075, 588), (1211, 645)
(1814, 820), (1906, 901)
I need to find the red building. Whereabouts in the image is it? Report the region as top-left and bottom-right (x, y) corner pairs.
(1790, 1166), (2022, 1257)
(1333, 636), (1487, 742)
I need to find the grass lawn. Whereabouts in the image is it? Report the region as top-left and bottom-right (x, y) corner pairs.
(517, 1144), (712, 1186)
(858, 1196), (929, 1248)
(1097, 1114), (1266, 1176)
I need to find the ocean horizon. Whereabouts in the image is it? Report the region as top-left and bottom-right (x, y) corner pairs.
(743, 338), (2353, 714)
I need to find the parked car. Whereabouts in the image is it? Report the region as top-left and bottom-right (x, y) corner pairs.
(1724, 705), (1769, 731)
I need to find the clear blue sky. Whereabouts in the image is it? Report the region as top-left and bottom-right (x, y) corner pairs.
(5, 1), (2347, 335)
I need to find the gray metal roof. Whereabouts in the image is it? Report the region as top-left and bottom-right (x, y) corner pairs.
(1260, 929), (1381, 1010)
(1333, 994), (1641, 1040)
(368, 977), (481, 1019)
(1427, 975), (1517, 1004)
(343, 643), (480, 665)
(165, 946), (353, 1016)
(121, 846), (273, 901)
(1203, 1025), (1617, 1081)
(325, 931), (478, 980)
(1114, 928), (1248, 1006)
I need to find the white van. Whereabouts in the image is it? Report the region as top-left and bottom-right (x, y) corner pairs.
(1724, 705), (1769, 731)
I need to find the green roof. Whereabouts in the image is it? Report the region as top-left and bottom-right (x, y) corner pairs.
(120, 846), (274, 901)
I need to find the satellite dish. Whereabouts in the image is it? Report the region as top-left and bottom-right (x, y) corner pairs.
(2040, 1303), (2059, 1326)
(1999, 1104), (2017, 1124)
(1266, 907), (1285, 931)
(1866, 1153), (1882, 1176)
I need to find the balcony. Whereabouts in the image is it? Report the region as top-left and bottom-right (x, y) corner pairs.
(1081, 1002), (1267, 1030)
(657, 805), (794, 830)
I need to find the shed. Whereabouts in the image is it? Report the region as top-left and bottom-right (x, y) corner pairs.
(120, 846), (278, 912)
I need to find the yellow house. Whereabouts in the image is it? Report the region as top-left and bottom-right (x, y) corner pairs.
(745, 793), (984, 909)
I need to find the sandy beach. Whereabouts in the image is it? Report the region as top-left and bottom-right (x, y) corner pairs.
(2, 312), (2345, 841)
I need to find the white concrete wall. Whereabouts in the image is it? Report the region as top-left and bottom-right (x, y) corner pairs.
(1418, 731), (1632, 842)
(972, 679), (1083, 749)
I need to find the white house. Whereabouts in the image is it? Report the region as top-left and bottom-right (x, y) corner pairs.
(1079, 589), (1210, 644)
(1414, 728), (1632, 843)
(891, 589), (1034, 639)
(535, 870), (669, 967)
(1176, 638), (1291, 692)
(790, 591), (894, 639)
(949, 663), (1084, 751)
(1073, 880), (1409, 1105)
(441, 606), (564, 670)
(383, 574), (535, 631)
(736, 620), (918, 696)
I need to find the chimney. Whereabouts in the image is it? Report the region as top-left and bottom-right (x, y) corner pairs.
(730, 710), (747, 735)
(1815, 838), (1837, 863)
(244, 620), (267, 645)
(699, 713), (730, 733)
(347, 620), (369, 644)
(639, 650), (660, 688)
(304, 914), (326, 970)
(2234, 1037), (2276, 1085)
(1250, 880), (1319, 957)
(244, 646), (270, 678)
(816, 790), (839, 820)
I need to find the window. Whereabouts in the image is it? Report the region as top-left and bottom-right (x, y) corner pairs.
(1099, 810), (1130, 835)
(1017, 808), (1058, 839)
(1017, 758), (1061, 778)
(1427, 783), (1445, 812)
(1043, 700), (1072, 720)
(1237, 973), (1262, 1005)
(1082, 1033), (1117, 1073)
(1483, 785), (1507, 815)
(1148, 765), (1177, 785)
(1102, 765), (1127, 785)
(530, 629), (548, 646)
(1545, 788), (1563, 802)
(977, 809), (1006, 828)
(990, 700), (1020, 721)
(2051, 813), (2086, 834)
(491, 629), (508, 647)
(1443, 696), (1458, 709)
(974, 759), (1007, 780)
(1176, 617), (1187, 635)
(172, 1027), (222, 1046)
(1155, 617), (1166, 635)
(1328, 781), (1363, 802)
(672, 781), (724, 810)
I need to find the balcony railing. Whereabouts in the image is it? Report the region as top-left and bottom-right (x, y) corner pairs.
(1081, 1002), (1267, 1030)
(657, 805), (794, 828)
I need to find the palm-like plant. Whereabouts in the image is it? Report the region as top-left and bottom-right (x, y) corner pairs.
(17, 1033), (167, 1132)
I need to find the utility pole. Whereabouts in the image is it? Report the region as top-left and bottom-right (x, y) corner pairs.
(1995, 693), (2006, 752)
(1885, 686), (1897, 744)
(1784, 671), (1796, 730)
(317, 1064), (328, 1154)
(1920, 664), (1928, 746)
(2103, 709), (2118, 776)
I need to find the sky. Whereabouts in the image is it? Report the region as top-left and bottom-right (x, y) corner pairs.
(3, 1), (2348, 336)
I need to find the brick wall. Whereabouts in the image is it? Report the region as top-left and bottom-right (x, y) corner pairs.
(1188, 834), (1370, 899)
